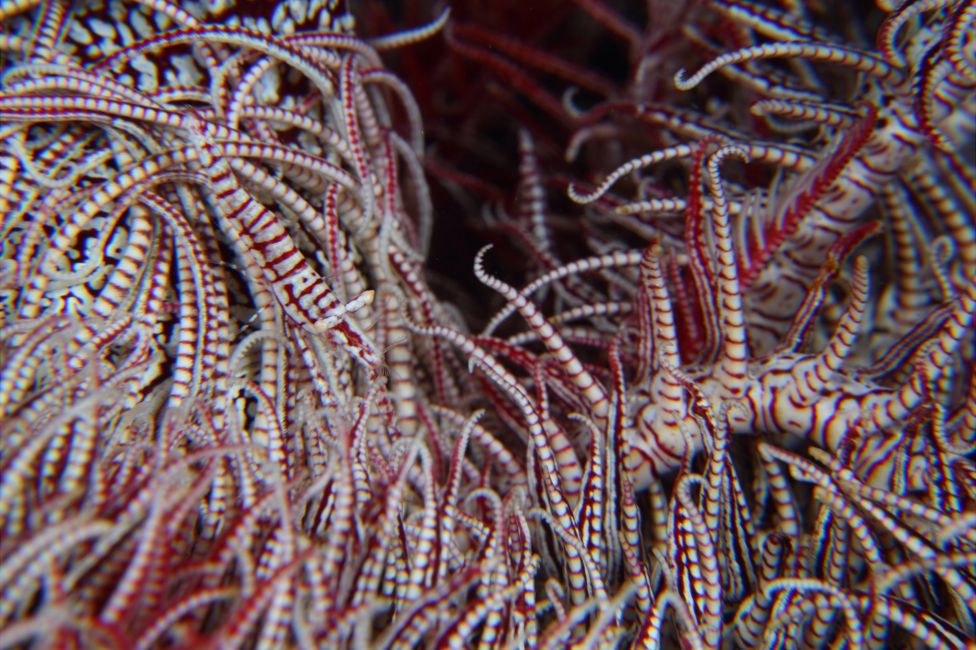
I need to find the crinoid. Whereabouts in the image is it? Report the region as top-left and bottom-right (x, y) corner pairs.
(420, 141), (974, 647)
(410, 0), (976, 647)
(1, 0), (974, 649)
(0, 1), (527, 647)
